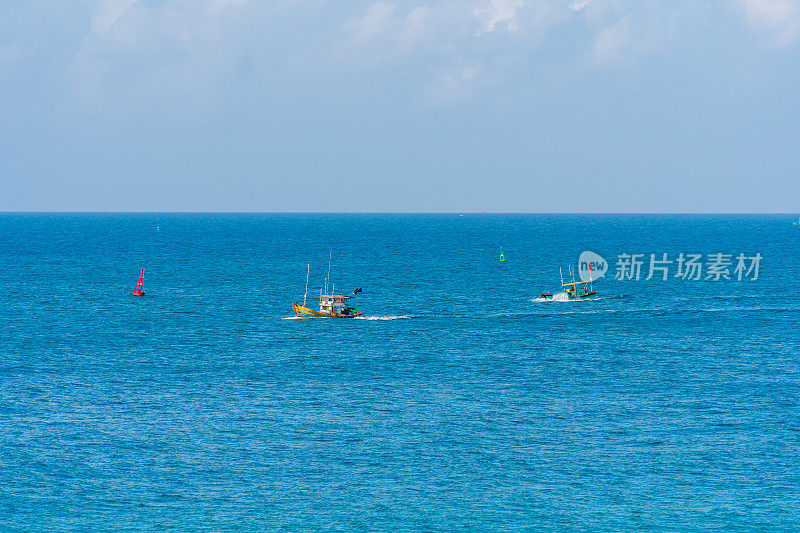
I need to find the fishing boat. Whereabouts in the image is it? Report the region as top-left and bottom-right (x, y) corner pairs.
(540, 265), (598, 300)
(292, 257), (363, 318)
(132, 268), (145, 296)
(794, 217), (800, 226)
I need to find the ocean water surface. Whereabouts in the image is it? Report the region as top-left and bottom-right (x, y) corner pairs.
(1, 214), (799, 531)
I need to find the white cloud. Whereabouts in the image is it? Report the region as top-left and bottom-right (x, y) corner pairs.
(341, 2), (437, 58)
(474, 0), (524, 36)
(425, 63), (482, 104)
(569, 0), (591, 12)
(740, 0), (800, 47)
(67, 0), (734, 109)
(592, 15), (635, 65)
(74, 0), (263, 110)
(587, 2), (680, 67)
(91, 0), (138, 35)
(346, 1), (398, 44)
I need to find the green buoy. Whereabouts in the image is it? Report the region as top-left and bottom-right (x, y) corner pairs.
(500, 246), (507, 262)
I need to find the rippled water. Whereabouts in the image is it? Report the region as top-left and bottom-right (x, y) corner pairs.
(1, 214), (798, 530)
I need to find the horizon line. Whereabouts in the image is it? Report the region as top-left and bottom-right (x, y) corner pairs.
(0, 211), (796, 216)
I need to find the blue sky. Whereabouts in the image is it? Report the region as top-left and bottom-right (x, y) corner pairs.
(1, 0), (799, 212)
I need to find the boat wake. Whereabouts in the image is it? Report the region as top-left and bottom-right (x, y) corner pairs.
(532, 293), (625, 303)
(532, 291), (572, 303)
(355, 315), (414, 321)
(284, 315), (414, 321)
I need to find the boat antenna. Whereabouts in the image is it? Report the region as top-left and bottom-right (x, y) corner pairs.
(560, 267), (564, 286)
(589, 263), (593, 293)
(303, 264), (309, 307)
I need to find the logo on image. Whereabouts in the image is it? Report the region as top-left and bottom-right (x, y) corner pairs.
(578, 251), (607, 282)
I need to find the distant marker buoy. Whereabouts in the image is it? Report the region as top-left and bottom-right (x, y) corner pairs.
(499, 246), (507, 262)
(132, 268), (145, 296)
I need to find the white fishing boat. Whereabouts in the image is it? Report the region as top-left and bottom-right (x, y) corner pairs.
(540, 264), (598, 300)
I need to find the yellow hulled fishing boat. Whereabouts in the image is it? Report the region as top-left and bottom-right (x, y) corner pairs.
(292, 257), (363, 318)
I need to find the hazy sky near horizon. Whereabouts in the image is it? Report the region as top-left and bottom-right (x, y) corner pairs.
(1, 0), (799, 212)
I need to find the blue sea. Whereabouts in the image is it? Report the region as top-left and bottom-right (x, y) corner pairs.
(1, 214), (798, 531)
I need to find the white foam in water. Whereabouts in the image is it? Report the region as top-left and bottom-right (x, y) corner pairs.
(284, 315), (414, 320)
(355, 315), (414, 321)
(531, 291), (573, 303)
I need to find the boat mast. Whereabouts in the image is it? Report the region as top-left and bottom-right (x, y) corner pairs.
(303, 264), (309, 307)
(325, 250), (331, 296)
(570, 265), (576, 294)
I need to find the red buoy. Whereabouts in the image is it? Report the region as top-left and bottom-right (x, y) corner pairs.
(132, 268), (145, 296)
